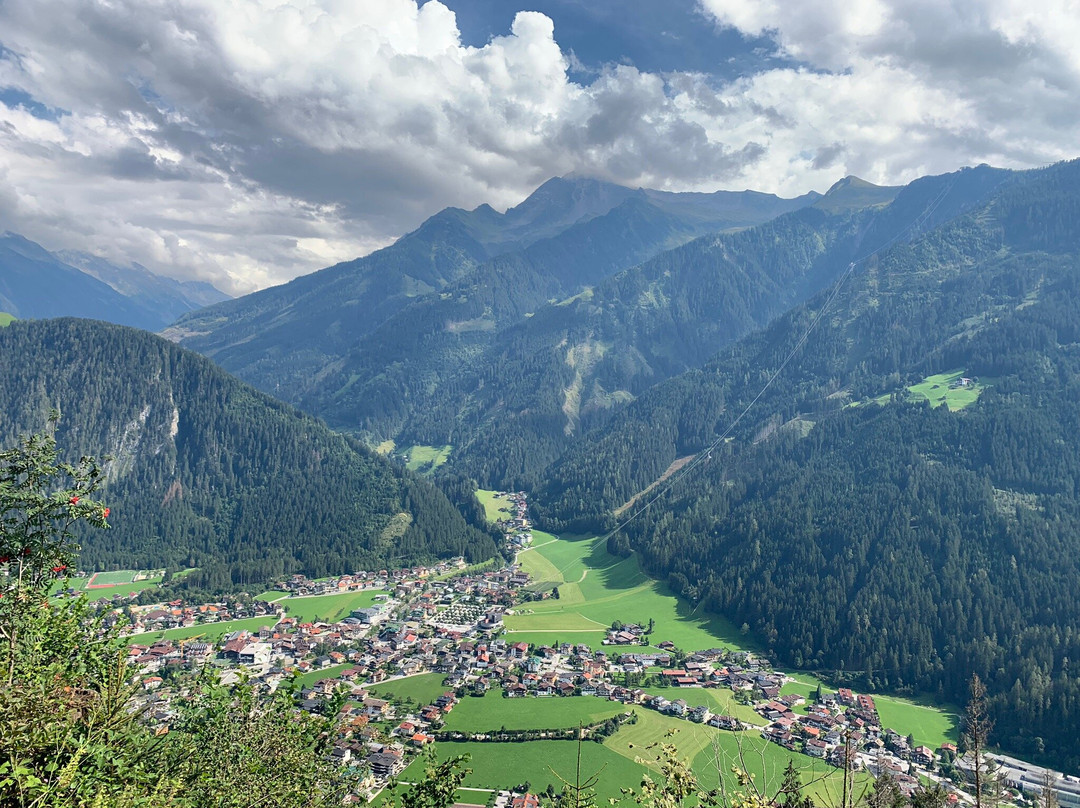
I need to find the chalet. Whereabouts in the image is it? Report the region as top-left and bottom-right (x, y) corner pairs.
(805, 739), (828, 758)
(912, 746), (935, 767)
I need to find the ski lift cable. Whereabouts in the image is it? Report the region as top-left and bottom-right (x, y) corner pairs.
(602, 177), (958, 543)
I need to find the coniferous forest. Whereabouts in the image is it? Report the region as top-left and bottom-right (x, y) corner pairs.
(0, 318), (499, 588)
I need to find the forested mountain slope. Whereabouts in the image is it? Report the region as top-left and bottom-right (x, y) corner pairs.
(536, 158), (1080, 770)
(170, 176), (816, 419)
(0, 318), (498, 588)
(348, 165), (1007, 489)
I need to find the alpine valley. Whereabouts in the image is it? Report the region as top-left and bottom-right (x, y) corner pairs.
(7, 159), (1080, 778)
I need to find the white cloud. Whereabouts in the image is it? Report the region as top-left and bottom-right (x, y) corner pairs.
(0, 0), (1076, 294)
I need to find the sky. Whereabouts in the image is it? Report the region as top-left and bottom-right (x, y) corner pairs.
(0, 0), (1078, 295)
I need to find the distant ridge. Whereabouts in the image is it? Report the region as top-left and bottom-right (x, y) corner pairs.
(0, 232), (229, 331)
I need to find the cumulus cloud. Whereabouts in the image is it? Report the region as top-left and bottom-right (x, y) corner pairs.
(0, 0), (1076, 293)
(697, 0), (1080, 188)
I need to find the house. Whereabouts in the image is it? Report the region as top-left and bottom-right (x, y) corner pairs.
(668, 699), (688, 717)
(805, 739), (828, 758)
(363, 698), (390, 718)
(689, 705), (710, 723)
(708, 714), (740, 731)
(238, 642), (271, 667)
(367, 752), (404, 778)
(912, 746), (935, 766)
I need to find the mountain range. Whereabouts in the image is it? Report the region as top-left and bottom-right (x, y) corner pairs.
(0, 232), (229, 331)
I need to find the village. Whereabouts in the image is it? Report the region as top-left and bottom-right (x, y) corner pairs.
(73, 492), (1023, 806)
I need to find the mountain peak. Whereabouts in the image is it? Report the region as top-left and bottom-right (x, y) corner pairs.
(814, 175), (902, 212)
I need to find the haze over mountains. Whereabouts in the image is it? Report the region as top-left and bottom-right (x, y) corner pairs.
(0, 232), (229, 331)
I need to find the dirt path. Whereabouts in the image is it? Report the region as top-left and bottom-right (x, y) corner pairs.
(614, 455), (694, 517)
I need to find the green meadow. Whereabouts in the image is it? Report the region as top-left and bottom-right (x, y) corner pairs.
(295, 663), (354, 689)
(0, 312), (15, 327)
(257, 589), (387, 623)
(429, 739), (648, 803)
(862, 369), (990, 411)
(404, 444), (452, 472)
(507, 532), (748, 652)
(444, 690), (627, 732)
(367, 673), (451, 707)
(476, 489), (514, 523)
(426, 706), (862, 804)
(126, 614), (278, 644)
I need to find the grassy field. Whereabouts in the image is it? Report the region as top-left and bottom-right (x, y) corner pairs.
(507, 532), (749, 653)
(59, 568), (197, 599)
(444, 690), (628, 732)
(260, 589), (387, 623)
(0, 312), (15, 327)
(79, 578), (165, 598)
(605, 707), (860, 804)
(476, 489), (513, 523)
(254, 590), (289, 602)
(404, 445), (452, 472)
(429, 740), (648, 803)
(874, 694), (960, 749)
(863, 370), (990, 411)
(295, 663), (353, 688)
(126, 615), (278, 644)
(367, 673), (451, 707)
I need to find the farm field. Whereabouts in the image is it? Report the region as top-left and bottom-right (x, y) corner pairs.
(404, 444), (452, 472)
(873, 694), (960, 749)
(428, 739), (648, 803)
(506, 532), (748, 652)
(367, 673), (450, 707)
(396, 691), (864, 803)
(257, 589), (387, 623)
(444, 690), (627, 733)
(126, 615), (278, 644)
(476, 489), (513, 523)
